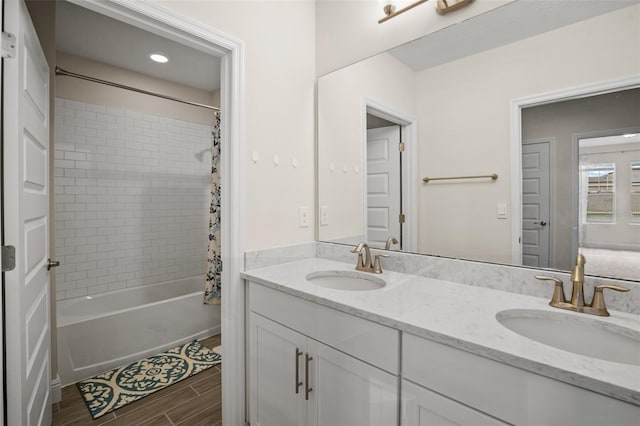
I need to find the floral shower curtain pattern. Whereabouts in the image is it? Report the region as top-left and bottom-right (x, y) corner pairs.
(204, 111), (222, 304)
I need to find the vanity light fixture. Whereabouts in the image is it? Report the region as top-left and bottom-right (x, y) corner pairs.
(378, 0), (474, 24)
(149, 52), (169, 63)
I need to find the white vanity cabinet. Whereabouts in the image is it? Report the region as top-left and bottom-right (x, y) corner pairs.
(403, 333), (640, 426)
(246, 277), (640, 426)
(249, 313), (307, 426)
(248, 282), (399, 426)
(401, 379), (507, 426)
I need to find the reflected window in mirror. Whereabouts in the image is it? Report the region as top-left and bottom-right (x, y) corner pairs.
(576, 132), (640, 281)
(631, 161), (640, 223)
(581, 162), (615, 224)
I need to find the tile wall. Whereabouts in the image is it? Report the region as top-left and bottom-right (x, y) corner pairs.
(53, 98), (212, 300)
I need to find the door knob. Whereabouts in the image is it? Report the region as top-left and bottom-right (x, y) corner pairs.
(534, 221), (547, 227)
(47, 259), (60, 270)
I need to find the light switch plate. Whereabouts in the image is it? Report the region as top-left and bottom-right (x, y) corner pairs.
(320, 206), (329, 226)
(298, 207), (310, 228)
(497, 203), (508, 219)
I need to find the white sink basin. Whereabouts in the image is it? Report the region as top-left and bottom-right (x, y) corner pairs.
(305, 270), (386, 291)
(496, 309), (640, 365)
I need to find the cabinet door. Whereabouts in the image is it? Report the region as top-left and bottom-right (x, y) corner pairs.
(402, 380), (507, 426)
(307, 339), (398, 426)
(249, 313), (307, 426)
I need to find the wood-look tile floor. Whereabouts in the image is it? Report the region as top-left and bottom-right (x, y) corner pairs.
(53, 334), (222, 426)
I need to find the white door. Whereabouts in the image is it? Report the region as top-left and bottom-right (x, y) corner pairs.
(307, 339), (397, 426)
(367, 126), (401, 249)
(249, 313), (307, 426)
(522, 141), (551, 267)
(402, 380), (507, 426)
(3, 0), (52, 424)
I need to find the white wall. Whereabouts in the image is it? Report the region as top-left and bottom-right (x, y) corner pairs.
(318, 53), (416, 240)
(159, 1), (316, 251)
(315, 0), (511, 76)
(415, 4), (640, 263)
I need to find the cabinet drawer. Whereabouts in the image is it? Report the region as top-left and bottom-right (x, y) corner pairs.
(249, 282), (399, 374)
(402, 379), (507, 426)
(403, 333), (640, 426)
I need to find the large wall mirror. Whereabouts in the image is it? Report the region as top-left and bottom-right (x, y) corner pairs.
(317, 1), (640, 281)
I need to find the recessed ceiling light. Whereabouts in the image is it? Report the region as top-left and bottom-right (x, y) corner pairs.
(149, 53), (169, 63)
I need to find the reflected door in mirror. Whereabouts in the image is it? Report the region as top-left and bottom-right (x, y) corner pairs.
(522, 141), (552, 268)
(367, 126), (401, 249)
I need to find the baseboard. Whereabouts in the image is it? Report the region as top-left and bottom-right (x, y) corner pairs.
(51, 374), (62, 403)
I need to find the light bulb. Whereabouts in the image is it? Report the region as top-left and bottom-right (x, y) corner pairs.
(149, 53), (169, 63)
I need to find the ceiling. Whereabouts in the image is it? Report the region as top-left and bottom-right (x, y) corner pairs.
(390, 0), (638, 71)
(55, 1), (221, 92)
(581, 134), (640, 147)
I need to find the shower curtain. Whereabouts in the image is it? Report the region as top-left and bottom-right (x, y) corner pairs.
(204, 112), (222, 304)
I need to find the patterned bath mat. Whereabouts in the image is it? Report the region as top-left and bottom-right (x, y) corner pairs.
(77, 340), (221, 419)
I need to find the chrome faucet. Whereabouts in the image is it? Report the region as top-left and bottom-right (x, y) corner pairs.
(384, 236), (399, 250)
(351, 242), (389, 274)
(535, 254), (629, 317)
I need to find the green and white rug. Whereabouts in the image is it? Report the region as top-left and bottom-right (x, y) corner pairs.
(77, 340), (221, 419)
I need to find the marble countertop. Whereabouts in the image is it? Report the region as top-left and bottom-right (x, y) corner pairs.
(241, 257), (640, 406)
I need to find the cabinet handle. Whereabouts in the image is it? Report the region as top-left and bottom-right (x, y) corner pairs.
(305, 353), (313, 401)
(295, 348), (303, 394)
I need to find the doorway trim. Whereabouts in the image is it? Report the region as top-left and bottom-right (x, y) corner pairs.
(0, 0), (5, 422)
(363, 98), (418, 252)
(63, 1), (246, 424)
(509, 75), (640, 265)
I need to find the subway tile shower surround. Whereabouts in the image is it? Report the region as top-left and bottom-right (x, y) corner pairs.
(54, 98), (212, 300)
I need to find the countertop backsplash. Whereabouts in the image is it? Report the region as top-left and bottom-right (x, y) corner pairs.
(244, 242), (640, 316)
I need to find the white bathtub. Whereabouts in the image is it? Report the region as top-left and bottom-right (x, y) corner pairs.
(57, 275), (220, 385)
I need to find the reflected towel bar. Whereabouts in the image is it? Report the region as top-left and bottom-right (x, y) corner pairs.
(422, 173), (498, 183)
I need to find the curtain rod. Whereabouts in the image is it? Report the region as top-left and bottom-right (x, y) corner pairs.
(55, 66), (220, 112)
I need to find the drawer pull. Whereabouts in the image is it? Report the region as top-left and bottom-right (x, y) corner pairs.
(295, 348), (303, 394)
(305, 353), (313, 401)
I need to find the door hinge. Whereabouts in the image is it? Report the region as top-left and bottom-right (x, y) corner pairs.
(399, 214), (405, 224)
(398, 142), (405, 152)
(2, 246), (16, 272)
(1, 32), (16, 59)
